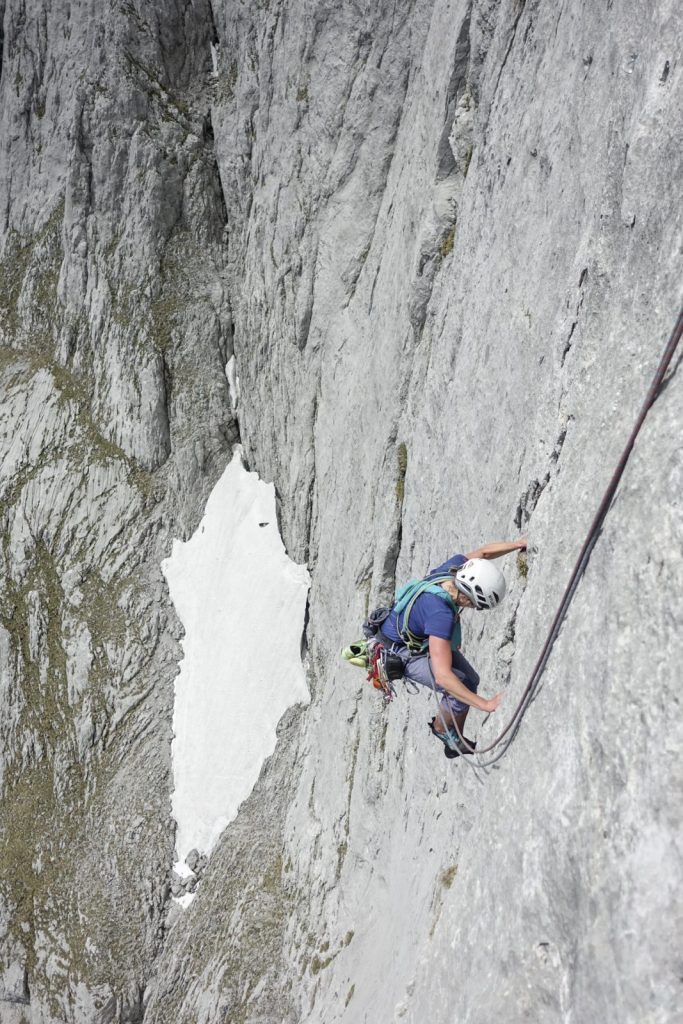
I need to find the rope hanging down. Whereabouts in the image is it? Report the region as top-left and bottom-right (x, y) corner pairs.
(442, 304), (683, 770)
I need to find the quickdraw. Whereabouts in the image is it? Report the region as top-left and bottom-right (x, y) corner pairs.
(367, 641), (396, 702)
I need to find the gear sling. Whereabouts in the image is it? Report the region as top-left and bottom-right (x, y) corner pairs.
(392, 574), (463, 652)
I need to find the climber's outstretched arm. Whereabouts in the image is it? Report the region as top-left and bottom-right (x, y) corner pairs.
(464, 539), (527, 561)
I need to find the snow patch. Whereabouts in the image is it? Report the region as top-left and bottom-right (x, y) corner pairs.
(225, 357), (240, 411)
(175, 892), (196, 910)
(173, 861), (196, 880)
(162, 449), (310, 871)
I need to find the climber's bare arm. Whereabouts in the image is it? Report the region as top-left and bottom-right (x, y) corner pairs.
(429, 636), (502, 713)
(464, 539), (527, 561)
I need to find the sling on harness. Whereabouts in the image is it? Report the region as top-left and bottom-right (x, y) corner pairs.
(342, 602), (406, 701)
(393, 574), (463, 652)
(341, 637), (402, 701)
(367, 642), (399, 700)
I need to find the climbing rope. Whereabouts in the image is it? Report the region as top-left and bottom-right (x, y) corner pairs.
(433, 304), (683, 770)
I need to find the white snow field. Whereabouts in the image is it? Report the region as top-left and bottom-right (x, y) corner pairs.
(162, 448), (310, 869)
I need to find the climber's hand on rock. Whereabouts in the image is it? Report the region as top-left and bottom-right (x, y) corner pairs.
(481, 692), (503, 713)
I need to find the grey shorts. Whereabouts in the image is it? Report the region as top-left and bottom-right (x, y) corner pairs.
(399, 646), (480, 715)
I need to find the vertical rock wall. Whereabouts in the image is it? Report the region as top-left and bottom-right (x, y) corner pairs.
(153, 1), (681, 1022)
(0, 0), (681, 1022)
(0, 0), (236, 1019)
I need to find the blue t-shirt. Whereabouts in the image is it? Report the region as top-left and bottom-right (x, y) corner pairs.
(382, 554), (467, 645)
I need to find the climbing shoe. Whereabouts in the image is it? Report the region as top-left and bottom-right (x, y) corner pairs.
(428, 718), (476, 759)
(341, 642), (369, 668)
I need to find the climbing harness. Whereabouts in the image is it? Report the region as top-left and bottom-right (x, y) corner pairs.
(447, 303), (683, 769)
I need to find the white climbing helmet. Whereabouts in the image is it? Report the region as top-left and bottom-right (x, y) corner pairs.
(453, 558), (506, 610)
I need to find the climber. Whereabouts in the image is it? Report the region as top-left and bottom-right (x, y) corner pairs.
(379, 540), (527, 758)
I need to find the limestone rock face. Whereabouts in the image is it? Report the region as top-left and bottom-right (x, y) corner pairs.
(0, 1), (681, 1023)
(0, 1), (237, 1019)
